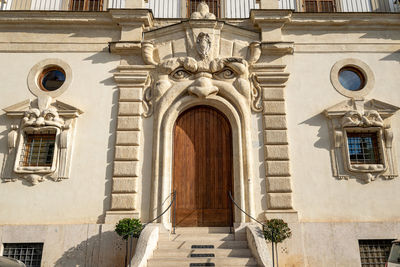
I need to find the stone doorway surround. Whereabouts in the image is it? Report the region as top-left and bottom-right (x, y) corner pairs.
(105, 6), (297, 226)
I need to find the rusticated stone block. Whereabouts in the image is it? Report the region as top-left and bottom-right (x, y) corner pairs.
(266, 160), (290, 176)
(263, 130), (288, 145)
(118, 102), (142, 116)
(267, 193), (293, 209)
(263, 101), (286, 115)
(266, 177), (292, 193)
(262, 88), (285, 101)
(112, 178), (138, 193)
(263, 115), (287, 130)
(113, 161), (140, 177)
(116, 131), (140, 145)
(115, 146), (139, 161)
(117, 116), (141, 130)
(264, 145), (289, 160)
(119, 88), (142, 101)
(111, 193), (136, 210)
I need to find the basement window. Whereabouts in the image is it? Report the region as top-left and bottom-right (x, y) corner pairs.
(359, 239), (394, 267)
(2, 243), (43, 267)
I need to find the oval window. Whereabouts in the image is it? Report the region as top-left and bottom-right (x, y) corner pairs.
(39, 67), (66, 91)
(338, 67), (365, 91)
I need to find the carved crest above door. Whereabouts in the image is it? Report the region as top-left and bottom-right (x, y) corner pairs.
(140, 2), (263, 117)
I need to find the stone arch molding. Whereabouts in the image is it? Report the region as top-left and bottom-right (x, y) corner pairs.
(141, 15), (263, 226)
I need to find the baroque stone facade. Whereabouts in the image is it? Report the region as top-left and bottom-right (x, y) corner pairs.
(0, 1), (399, 267)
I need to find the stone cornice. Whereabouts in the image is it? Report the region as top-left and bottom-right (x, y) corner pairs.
(250, 9), (293, 26)
(0, 11), (114, 25)
(109, 9), (153, 27)
(288, 12), (400, 27)
(0, 9), (155, 27)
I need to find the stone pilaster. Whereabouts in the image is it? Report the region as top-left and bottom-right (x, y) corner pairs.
(253, 64), (294, 211)
(105, 65), (153, 223)
(105, 9), (153, 224)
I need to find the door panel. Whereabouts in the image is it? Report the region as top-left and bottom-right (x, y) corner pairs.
(173, 106), (233, 227)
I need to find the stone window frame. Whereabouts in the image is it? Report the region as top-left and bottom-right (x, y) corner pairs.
(14, 126), (60, 174)
(2, 98), (82, 185)
(330, 58), (374, 99)
(27, 58), (72, 98)
(325, 99), (399, 183)
(343, 127), (386, 173)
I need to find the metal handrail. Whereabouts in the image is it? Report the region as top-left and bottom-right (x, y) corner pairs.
(228, 191), (279, 267)
(228, 191), (265, 227)
(125, 190), (176, 267)
(124, 190), (177, 239)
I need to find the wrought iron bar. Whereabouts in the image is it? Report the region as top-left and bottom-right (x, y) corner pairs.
(229, 191), (281, 266)
(228, 191), (265, 226)
(124, 190), (176, 267)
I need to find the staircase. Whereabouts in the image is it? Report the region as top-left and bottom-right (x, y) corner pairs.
(147, 227), (257, 266)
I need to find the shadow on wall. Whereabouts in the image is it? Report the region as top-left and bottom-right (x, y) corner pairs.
(300, 112), (331, 151)
(98, 87), (119, 224)
(80, 52), (120, 224)
(379, 49), (400, 62)
(54, 227), (130, 267)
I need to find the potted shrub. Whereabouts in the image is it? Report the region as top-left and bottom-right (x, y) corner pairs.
(115, 218), (143, 267)
(263, 219), (292, 267)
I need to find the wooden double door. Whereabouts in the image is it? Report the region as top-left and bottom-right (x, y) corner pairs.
(173, 106), (233, 227)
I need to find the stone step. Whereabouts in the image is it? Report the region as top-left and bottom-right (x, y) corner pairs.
(159, 233), (235, 241)
(173, 227), (231, 234)
(153, 248), (252, 258)
(147, 257), (257, 267)
(157, 240), (248, 249)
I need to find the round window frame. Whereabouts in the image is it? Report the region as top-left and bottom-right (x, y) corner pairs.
(38, 66), (66, 92)
(331, 58), (374, 98)
(27, 58), (72, 98)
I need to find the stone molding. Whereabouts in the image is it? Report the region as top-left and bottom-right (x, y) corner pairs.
(325, 98), (399, 183)
(27, 58), (72, 98)
(330, 58), (374, 99)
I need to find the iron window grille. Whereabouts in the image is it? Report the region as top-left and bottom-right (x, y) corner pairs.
(19, 132), (56, 167)
(359, 239), (394, 266)
(2, 243), (43, 267)
(69, 0), (104, 11)
(347, 132), (381, 164)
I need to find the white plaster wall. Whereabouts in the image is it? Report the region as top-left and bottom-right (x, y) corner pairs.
(0, 224), (129, 266)
(0, 52), (119, 224)
(285, 52), (400, 222)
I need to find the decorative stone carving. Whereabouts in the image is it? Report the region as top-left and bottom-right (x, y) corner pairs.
(141, 10), (265, 225)
(196, 32), (211, 59)
(325, 98), (399, 183)
(2, 96), (82, 185)
(190, 1), (216, 20)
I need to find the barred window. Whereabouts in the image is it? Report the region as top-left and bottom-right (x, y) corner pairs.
(2, 243), (43, 267)
(359, 239), (394, 266)
(347, 132), (381, 164)
(20, 132), (56, 167)
(69, 0), (103, 11)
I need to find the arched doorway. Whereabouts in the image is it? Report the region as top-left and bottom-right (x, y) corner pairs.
(173, 106), (233, 227)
